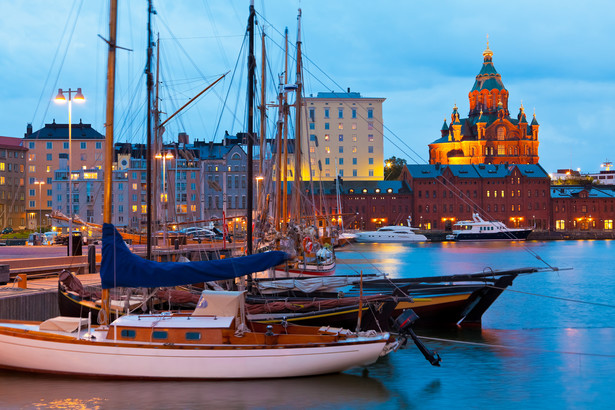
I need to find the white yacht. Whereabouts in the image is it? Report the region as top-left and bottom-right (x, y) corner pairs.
(446, 213), (533, 241)
(355, 218), (427, 243)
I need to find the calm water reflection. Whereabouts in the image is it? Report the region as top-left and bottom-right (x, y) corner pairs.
(3, 240), (615, 409)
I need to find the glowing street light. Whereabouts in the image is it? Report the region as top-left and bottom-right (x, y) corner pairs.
(54, 87), (85, 256)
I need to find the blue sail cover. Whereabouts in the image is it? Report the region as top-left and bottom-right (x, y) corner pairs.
(101, 223), (287, 289)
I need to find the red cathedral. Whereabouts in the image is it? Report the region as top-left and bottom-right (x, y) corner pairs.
(429, 44), (540, 165)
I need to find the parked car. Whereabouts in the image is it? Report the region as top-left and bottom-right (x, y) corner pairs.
(1, 227), (13, 235)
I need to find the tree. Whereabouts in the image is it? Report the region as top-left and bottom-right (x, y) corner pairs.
(384, 156), (407, 180)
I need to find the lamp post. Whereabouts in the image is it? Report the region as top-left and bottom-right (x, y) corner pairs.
(54, 87), (85, 256)
(255, 175), (264, 209)
(155, 152), (173, 245)
(34, 181), (43, 233)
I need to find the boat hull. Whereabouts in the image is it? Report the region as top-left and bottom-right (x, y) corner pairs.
(0, 323), (387, 379)
(452, 228), (533, 241)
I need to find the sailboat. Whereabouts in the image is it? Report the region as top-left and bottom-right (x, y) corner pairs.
(0, 1), (414, 379)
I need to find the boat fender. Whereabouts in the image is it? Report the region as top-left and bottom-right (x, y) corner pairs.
(302, 236), (313, 253)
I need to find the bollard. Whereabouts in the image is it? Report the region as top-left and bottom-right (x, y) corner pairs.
(88, 244), (96, 273)
(17, 274), (27, 289)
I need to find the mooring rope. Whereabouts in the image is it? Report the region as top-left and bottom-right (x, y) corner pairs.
(417, 335), (615, 358)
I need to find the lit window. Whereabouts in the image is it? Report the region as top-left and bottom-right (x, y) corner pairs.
(324, 134), (330, 141)
(352, 146), (357, 153)
(352, 123), (357, 130)
(325, 146), (330, 154)
(132, 183), (137, 190)
(0, 163), (4, 171)
(141, 205), (147, 214)
(368, 134), (374, 142)
(339, 135), (343, 141)
(352, 134), (357, 142)
(309, 146), (315, 153)
(338, 123), (343, 130)
(605, 220), (613, 230)
(29, 165), (35, 173)
(498, 145), (505, 156)
(131, 205), (137, 212)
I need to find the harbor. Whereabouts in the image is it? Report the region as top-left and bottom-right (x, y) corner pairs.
(1, 239), (614, 408)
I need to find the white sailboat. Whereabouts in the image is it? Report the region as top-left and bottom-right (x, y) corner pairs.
(0, 1), (401, 380)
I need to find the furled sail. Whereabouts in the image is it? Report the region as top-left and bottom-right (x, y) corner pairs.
(101, 223), (287, 289)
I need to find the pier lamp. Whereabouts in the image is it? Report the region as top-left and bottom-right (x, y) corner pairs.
(34, 181), (44, 233)
(55, 87), (85, 256)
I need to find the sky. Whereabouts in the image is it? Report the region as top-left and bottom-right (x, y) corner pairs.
(1, 0), (614, 174)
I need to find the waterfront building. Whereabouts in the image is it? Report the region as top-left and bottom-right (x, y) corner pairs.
(302, 91), (385, 181)
(23, 121), (105, 230)
(0, 137), (27, 229)
(308, 180), (412, 231)
(551, 185), (615, 231)
(401, 163), (550, 230)
(429, 45), (540, 166)
(51, 167), (128, 232)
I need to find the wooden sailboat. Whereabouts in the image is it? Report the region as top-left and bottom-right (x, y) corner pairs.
(0, 1), (410, 379)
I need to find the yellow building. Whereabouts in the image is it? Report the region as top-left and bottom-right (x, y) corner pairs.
(301, 91), (385, 181)
(23, 121), (105, 229)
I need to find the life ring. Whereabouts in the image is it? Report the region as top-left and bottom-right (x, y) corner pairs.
(302, 236), (313, 253)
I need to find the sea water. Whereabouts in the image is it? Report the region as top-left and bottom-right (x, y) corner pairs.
(2, 240), (614, 409)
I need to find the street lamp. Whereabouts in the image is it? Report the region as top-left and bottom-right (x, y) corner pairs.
(155, 152), (173, 244)
(55, 87), (85, 256)
(255, 175), (264, 207)
(34, 181), (44, 233)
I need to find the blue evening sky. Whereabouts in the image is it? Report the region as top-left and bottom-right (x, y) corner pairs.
(1, 1), (613, 174)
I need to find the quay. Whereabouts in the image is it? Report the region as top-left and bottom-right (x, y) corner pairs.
(0, 242), (241, 321)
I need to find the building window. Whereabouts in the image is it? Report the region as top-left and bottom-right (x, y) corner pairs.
(556, 220), (565, 230)
(352, 108), (357, 118)
(338, 123), (343, 130)
(368, 158), (374, 164)
(497, 126), (506, 140)
(352, 146), (357, 153)
(324, 123), (330, 130)
(309, 146), (315, 153)
(353, 169), (357, 176)
(29, 142), (35, 149)
(309, 107), (315, 121)
(367, 108), (373, 119)
(64, 142), (69, 149)
(368, 146), (374, 153)
(46, 154), (52, 161)
(339, 146), (343, 153)
(46, 142), (52, 149)
(310, 134), (316, 141)
(325, 146), (330, 154)
(352, 158), (357, 165)
(339, 134), (344, 142)
(325, 158), (330, 165)
(368, 134), (374, 142)
(309, 123), (315, 130)
(369, 169), (374, 177)
(324, 134), (330, 141)
(80, 142), (86, 149)
(605, 220), (613, 230)
(324, 108), (329, 119)
(352, 123), (357, 130)
(368, 122), (374, 130)
(352, 134), (357, 142)
(338, 108), (343, 119)
(339, 158), (344, 165)
(498, 145), (505, 156)
(96, 142), (102, 149)
(339, 169), (343, 177)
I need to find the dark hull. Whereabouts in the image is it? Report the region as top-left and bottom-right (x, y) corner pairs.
(454, 229), (533, 241)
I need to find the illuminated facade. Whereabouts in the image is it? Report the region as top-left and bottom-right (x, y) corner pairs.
(301, 92), (385, 181)
(429, 45), (540, 166)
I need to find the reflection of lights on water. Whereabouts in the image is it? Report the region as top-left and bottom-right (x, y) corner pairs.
(33, 397), (106, 409)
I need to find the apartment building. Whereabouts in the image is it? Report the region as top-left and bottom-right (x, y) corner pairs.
(301, 91), (385, 181)
(0, 137), (27, 229)
(23, 121), (105, 229)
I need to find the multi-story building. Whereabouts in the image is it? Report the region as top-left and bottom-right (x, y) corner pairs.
(302, 91), (385, 181)
(401, 163), (551, 230)
(309, 180), (412, 231)
(551, 185), (615, 231)
(194, 139), (252, 224)
(23, 121), (105, 229)
(52, 167), (129, 232)
(0, 137), (27, 229)
(429, 45), (540, 166)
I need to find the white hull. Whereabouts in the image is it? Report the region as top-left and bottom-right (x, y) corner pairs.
(355, 235), (427, 243)
(0, 323), (386, 379)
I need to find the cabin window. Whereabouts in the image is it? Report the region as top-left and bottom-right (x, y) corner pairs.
(121, 329), (136, 339)
(186, 332), (202, 341)
(152, 331), (168, 340)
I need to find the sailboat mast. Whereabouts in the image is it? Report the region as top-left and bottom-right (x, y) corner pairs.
(259, 29), (266, 178)
(101, 0), (118, 326)
(281, 27), (289, 228)
(292, 9), (303, 219)
(146, 0), (155, 260)
(274, 76), (283, 227)
(246, 0), (256, 255)
(153, 34), (161, 233)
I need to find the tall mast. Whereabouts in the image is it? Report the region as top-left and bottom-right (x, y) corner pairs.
(153, 34), (161, 233)
(274, 75), (283, 227)
(281, 27), (289, 228)
(101, 0), (118, 326)
(258, 29), (266, 178)
(145, 0), (155, 260)
(246, 0), (256, 255)
(292, 9), (303, 219)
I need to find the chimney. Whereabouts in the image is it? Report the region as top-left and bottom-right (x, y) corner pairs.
(347, 87), (350, 93)
(25, 123), (32, 137)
